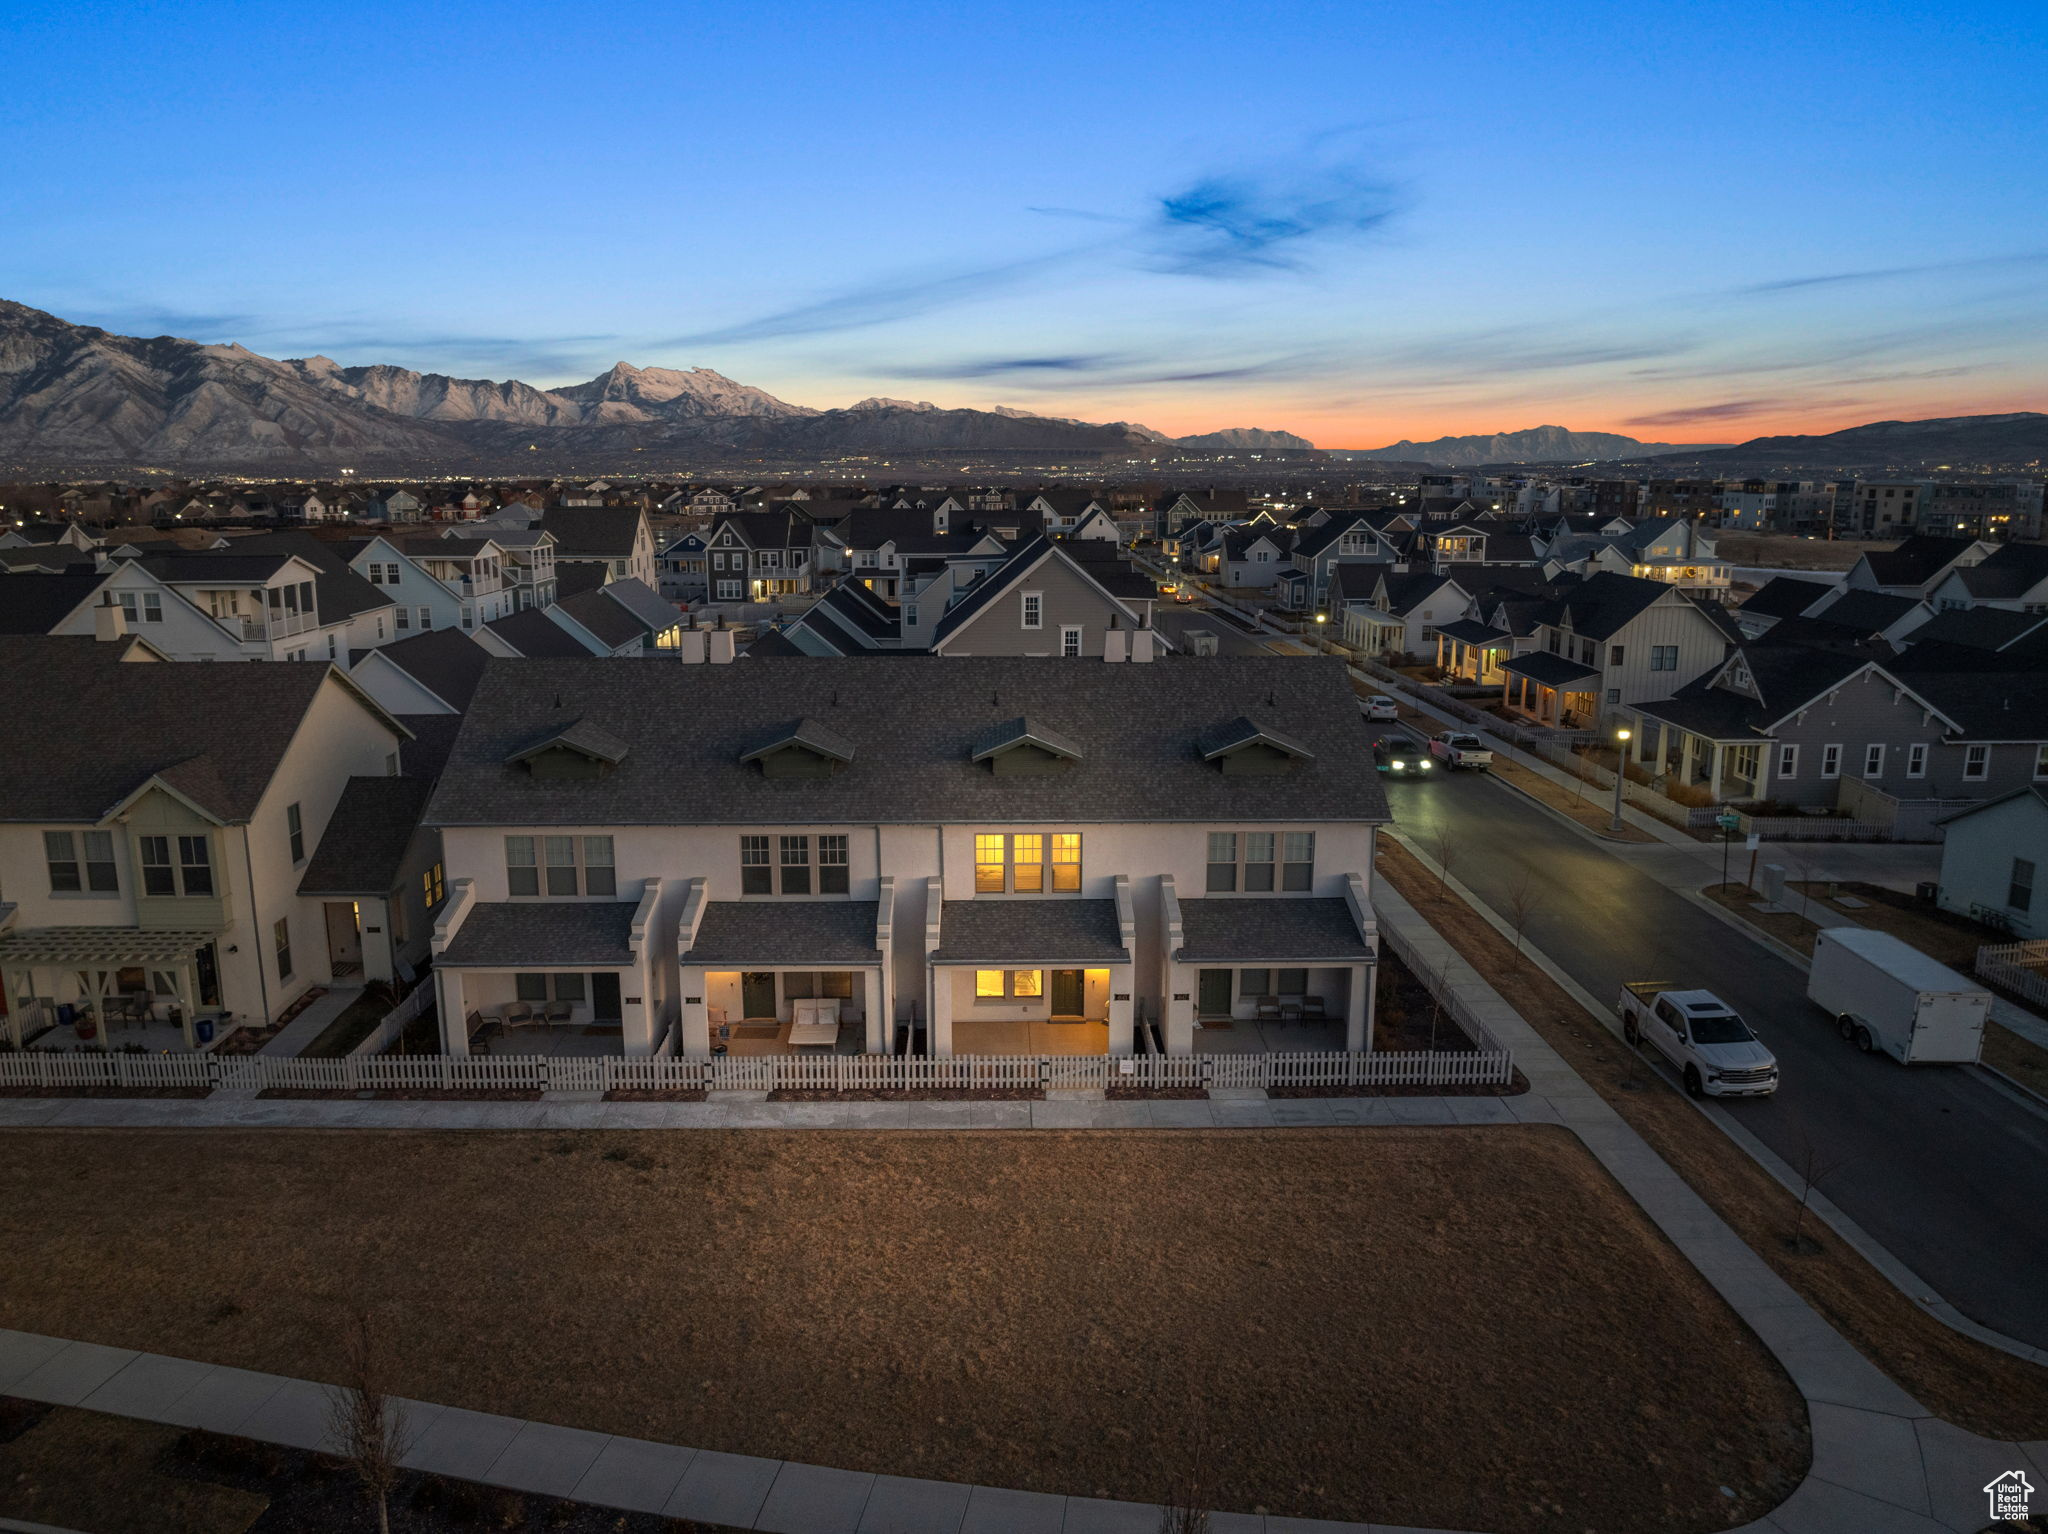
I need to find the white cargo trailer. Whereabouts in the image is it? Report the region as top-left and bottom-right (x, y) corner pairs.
(1807, 927), (1989, 1064)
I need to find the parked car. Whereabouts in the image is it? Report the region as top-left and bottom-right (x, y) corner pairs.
(1618, 982), (1779, 1098)
(1807, 927), (1988, 1063)
(1362, 695), (1399, 721)
(1427, 731), (1494, 770)
(1372, 739), (1433, 776)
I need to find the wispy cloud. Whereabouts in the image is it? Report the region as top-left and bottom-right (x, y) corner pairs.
(881, 348), (1340, 392)
(1623, 397), (1866, 428)
(61, 304), (257, 341)
(667, 132), (1403, 347)
(1730, 251), (2048, 295)
(910, 353), (1130, 378)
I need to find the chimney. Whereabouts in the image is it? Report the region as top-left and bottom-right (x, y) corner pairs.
(1130, 629), (1157, 663)
(1103, 629), (1128, 662)
(708, 629), (736, 664)
(680, 629), (707, 663)
(94, 599), (128, 642)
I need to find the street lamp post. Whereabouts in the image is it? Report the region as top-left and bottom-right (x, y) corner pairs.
(1609, 727), (1632, 832)
(1315, 611), (1328, 655)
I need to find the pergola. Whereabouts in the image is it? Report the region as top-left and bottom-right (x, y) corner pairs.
(0, 927), (216, 1050)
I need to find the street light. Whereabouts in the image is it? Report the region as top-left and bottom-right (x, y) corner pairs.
(1610, 727), (1632, 832)
(1314, 610), (1328, 655)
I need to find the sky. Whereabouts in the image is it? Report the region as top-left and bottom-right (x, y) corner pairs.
(4, 0), (2047, 447)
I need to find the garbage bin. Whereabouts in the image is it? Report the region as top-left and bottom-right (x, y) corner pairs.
(1915, 881), (1938, 905)
(195, 1017), (215, 1045)
(56, 1003), (74, 1028)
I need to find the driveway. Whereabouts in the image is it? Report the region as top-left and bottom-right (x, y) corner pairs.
(1380, 739), (2048, 1349)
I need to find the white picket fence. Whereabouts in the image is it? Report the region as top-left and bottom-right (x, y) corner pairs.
(1977, 940), (2048, 1011)
(343, 982), (435, 1059)
(0, 1046), (1513, 1094)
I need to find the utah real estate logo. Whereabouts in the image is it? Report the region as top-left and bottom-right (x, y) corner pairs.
(1985, 1470), (2033, 1524)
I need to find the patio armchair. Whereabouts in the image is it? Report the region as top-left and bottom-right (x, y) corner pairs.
(1254, 995), (1282, 1026)
(500, 1002), (547, 1037)
(542, 1001), (574, 1029)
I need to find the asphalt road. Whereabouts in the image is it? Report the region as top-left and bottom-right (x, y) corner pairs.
(1378, 732), (2048, 1350)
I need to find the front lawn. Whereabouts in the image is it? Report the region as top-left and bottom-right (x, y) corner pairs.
(0, 1127), (1805, 1533)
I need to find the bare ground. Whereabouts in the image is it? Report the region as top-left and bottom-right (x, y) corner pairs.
(0, 1126), (1804, 1534)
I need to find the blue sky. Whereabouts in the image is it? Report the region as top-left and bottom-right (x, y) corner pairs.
(4, 0), (2046, 445)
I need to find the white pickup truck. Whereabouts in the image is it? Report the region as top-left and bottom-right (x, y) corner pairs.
(1618, 982), (1780, 1099)
(1427, 731), (1494, 770)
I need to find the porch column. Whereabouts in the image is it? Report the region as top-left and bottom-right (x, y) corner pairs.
(621, 961), (654, 1057)
(1346, 963), (1371, 1051)
(678, 964), (711, 1058)
(1164, 959), (1196, 1057)
(87, 970), (112, 1051)
(435, 966), (469, 1057)
(929, 969), (954, 1058)
(1708, 743), (1727, 804)
(861, 968), (884, 1054)
(2, 967), (19, 1048)
(1110, 964), (1139, 1057)
(1630, 725), (1647, 767)
(1679, 730), (1698, 787)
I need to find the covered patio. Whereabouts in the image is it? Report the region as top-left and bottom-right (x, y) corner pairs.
(1627, 700), (1766, 806)
(927, 894), (1135, 1058)
(1500, 651), (1601, 728)
(0, 926), (224, 1051)
(678, 886), (891, 1058)
(431, 884), (666, 1057)
(1163, 884), (1376, 1056)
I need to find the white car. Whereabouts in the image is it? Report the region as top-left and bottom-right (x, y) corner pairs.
(1362, 695), (1399, 721)
(1618, 983), (1779, 1099)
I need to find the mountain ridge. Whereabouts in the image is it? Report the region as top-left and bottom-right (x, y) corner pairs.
(0, 301), (1307, 468)
(1344, 424), (1725, 466)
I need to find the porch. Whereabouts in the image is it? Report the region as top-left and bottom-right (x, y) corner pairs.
(0, 926), (225, 1051)
(1165, 892), (1376, 1055)
(1627, 706), (1765, 805)
(927, 897), (1135, 1057)
(678, 893), (890, 1058)
(1500, 652), (1601, 728)
(1433, 620), (1513, 685)
(432, 891), (663, 1057)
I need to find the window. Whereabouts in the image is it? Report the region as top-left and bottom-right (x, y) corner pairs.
(779, 834), (812, 894)
(975, 969), (1042, 999)
(974, 832), (1080, 894)
(1863, 744), (1886, 779)
(286, 802), (305, 863)
(139, 836), (176, 896)
(1060, 625), (1083, 657)
(395, 606), (411, 631)
(740, 835), (771, 894)
(818, 834), (849, 894)
(1609, 645), (1624, 666)
(1650, 646), (1679, 671)
(1607, 688), (1621, 704)
(1021, 592), (1043, 630)
(1239, 969), (1270, 998)
(45, 831), (117, 893)
(1821, 744), (1841, 779)
(507, 833), (614, 897)
(274, 917), (293, 982)
(177, 836), (213, 895)
(2035, 745), (2048, 781)
(1964, 744), (1989, 781)
(515, 972), (585, 1003)
(1777, 744), (1798, 779)
(422, 861), (445, 907)
(717, 580), (742, 601)
(904, 605), (918, 627)
(417, 607), (433, 631)
(1206, 829), (1314, 892)
(2013, 858), (2037, 913)
(1908, 743), (1928, 779)
(506, 835), (538, 895)
(460, 606), (473, 630)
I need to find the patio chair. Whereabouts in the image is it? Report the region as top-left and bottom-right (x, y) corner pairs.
(542, 1001), (574, 1030)
(1300, 996), (1328, 1024)
(500, 1003), (547, 1040)
(1255, 995), (1282, 1026)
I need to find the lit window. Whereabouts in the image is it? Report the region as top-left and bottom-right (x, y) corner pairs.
(1012, 834), (1043, 893)
(1012, 969), (1043, 997)
(975, 833), (1007, 893)
(974, 832), (1080, 894)
(976, 970), (1005, 998)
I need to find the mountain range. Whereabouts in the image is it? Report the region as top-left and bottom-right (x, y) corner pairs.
(1343, 425), (1726, 465)
(0, 301), (1312, 469)
(1678, 412), (2048, 469)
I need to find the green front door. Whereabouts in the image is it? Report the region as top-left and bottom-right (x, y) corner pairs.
(1049, 969), (1084, 1017)
(1197, 969), (1232, 1017)
(742, 972), (776, 1019)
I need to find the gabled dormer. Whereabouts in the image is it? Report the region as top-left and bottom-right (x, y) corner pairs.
(1198, 716), (1315, 776)
(970, 716), (1083, 776)
(740, 718), (856, 779)
(506, 719), (630, 780)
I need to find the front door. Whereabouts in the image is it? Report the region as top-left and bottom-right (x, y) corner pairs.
(1197, 969), (1232, 1017)
(742, 972), (777, 1019)
(591, 972), (622, 1023)
(324, 902), (362, 977)
(1049, 969), (1084, 1018)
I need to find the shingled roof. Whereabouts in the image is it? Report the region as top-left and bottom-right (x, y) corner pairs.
(425, 656), (1386, 827)
(297, 777), (430, 896)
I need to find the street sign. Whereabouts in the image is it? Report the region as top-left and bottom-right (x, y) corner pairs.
(1716, 811), (1740, 831)
(1746, 833), (1761, 851)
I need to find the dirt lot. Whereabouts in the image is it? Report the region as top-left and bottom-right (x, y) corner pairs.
(1379, 838), (2048, 1441)
(1716, 532), (1875, 572)
(0, 1127), (1804, 1534)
